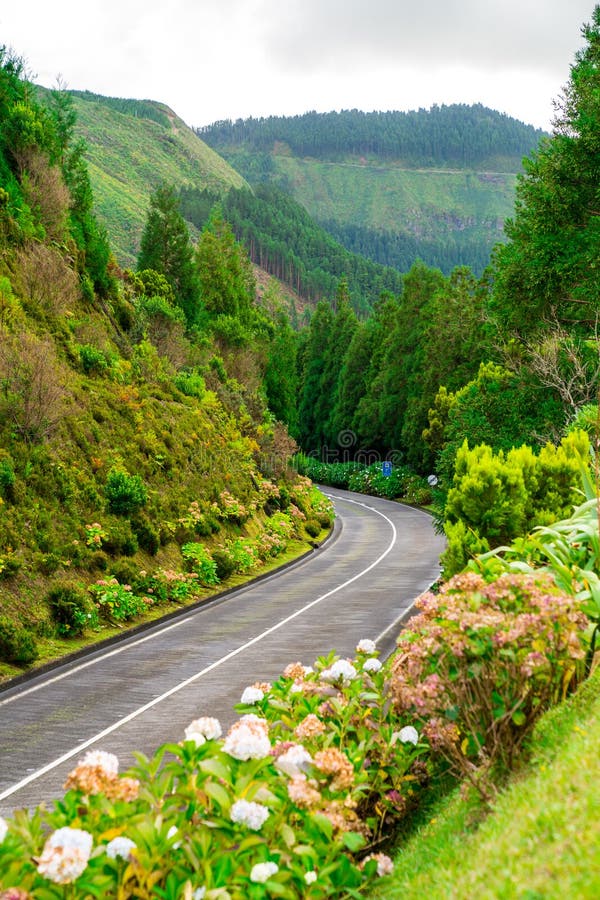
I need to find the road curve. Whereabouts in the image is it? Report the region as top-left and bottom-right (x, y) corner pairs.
(0, 489), (444, 815)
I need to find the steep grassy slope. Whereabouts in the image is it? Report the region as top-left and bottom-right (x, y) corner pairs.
(370, 664), (600, 899)
(63, 92), (248, 267)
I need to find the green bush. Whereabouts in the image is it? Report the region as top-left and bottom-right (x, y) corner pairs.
(211, 548), (237, 581)
(0, 616), (38, 665)
(305, 518), (321, 538)
(0, 553), (21, 579)
(102, 521), (139, 557)
(0, 454), (16, 501)
(108, 559), (140, 586)
(46, 583), (99, 636)
(131, 516), (160, 555)
(104, 468), (148, 516)
(174, 369), (206, 399)
(89, 578), (148, 622)
(441, 431), (590, 578)
(181, 542), (219, 586)
(79, 344), (109, 376)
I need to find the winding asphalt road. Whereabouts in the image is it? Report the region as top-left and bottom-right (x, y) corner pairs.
(0, 488), (445, 816)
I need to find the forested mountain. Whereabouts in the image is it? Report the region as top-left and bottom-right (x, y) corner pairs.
(43, 89), (402, 314)
(43, 89), (247, 267)
(199, 105), (545, 168)
(199, 105), (546, 276)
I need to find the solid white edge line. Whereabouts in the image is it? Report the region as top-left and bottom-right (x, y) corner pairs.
(0, 495), (397, 802)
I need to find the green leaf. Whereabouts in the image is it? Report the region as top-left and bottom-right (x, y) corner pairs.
(512, 709), (527, 726)
(342, 831), (366, 852)
(204, 780), (231, 808)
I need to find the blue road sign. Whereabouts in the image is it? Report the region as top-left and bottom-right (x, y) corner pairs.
(382, 461), (393, 477)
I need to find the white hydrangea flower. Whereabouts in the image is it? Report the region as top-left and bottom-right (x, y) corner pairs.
(78, 749), (119, 777)
(250, 861), (279, 883)
(321, 659), (357, 685)
(305, 870), (317, 884)
(166, 825), (182, 849)
(289, 683), (303, 694)
(223, 715), (271, 760)
(356, 638), (377, 654)
(0, 816), (8, 844)
(230, 798), (270, 830)
(240, 686), (264, 704)
(36, 827), (93, 884)
(397, 725), (419, 745)
(105, 836), (136, 860)
(274, 744), (313, 778)
(363, 657), (382, 673)
(184, 716), (222, 746)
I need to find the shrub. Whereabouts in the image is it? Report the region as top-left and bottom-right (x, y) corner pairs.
(211, 547), (237, 581)
(181, 542), (219, 586)
(174, 369), (206, 399)
(46, 583), (99, 636)
(108, 559), (140, 586)
(305, 518), (321, 538)
(89, 550), (108, 572)
(0, 616), (38, 665)
(0, 553), (21, 579)
(89, 578), (147, 622)
(102, 521), (139, 557)
(0, 453), (16, 501)
(104, 468), (148, 516)
(441, 431), (590, 578)
(131, 516), (160, 555)
(390, 571), (588, 799)
(79, 344), (109, 376)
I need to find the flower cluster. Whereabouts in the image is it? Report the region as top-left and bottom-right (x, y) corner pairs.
(63, 749), (140, 802)
(223, 714), (271, 760)
(390, 571), (588, 793)
(36, 827), (93, 885)
(183, 716), (222, 746)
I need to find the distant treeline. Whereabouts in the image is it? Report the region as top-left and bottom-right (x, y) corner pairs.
(179, 184), (404, 315)
(198, 104), (546, 167)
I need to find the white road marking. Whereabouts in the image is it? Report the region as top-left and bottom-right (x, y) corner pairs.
(0, 496), (397, 802)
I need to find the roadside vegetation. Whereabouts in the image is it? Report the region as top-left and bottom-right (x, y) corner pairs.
(1, 4), (600, 897)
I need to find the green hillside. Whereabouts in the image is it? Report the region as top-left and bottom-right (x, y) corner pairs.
(200, 105), (546, 275)
(0, 58), (329, 681)
(59, 91), (248, 267)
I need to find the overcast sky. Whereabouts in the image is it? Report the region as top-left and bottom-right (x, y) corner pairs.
(1, 1), (595, 131)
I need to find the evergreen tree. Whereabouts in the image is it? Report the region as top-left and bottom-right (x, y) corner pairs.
(491, 6), (600, 337)
(402, 266), (493, 470)
(195, 206), (255, 321)
(296, 300), (334, 451)
(137, 184), (200, 326)
(261, 279), (299, 429)
(320, 280), (358, 448)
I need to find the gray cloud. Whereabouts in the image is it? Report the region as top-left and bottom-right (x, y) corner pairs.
(257, 0), (592, 76)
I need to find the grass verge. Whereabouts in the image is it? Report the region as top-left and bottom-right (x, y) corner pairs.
(0, 532), (330, 687)
(370, 665), (600, 899)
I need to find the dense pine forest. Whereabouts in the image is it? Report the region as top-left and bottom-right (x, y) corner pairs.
(198, 105), (546, 167)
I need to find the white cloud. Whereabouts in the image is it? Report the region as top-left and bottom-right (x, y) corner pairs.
(0, 0), (594, 129)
